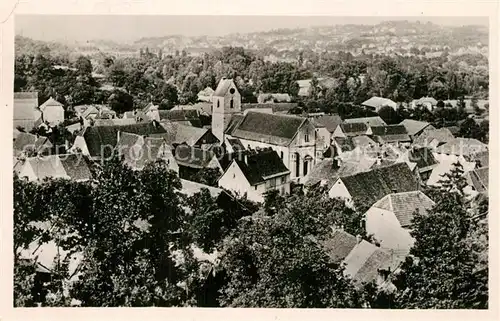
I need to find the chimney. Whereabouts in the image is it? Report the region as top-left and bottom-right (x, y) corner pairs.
(356, 234), (362, 244)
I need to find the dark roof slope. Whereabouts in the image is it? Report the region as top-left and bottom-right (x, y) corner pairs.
(83, 122), (167, 158)
(174, 144), (216, 169)
(370, 125), (408, 136)
(234, 149), (290, 185)
(321, 229), (358, 263)
(469, 167), (489, 193)
(340, 162), (419, 207)
(313, 114), (342, 132)
(340, 123), (368, 135)
(13, 132), (52, 153)
(59, 154), (92, 181)
(158, 109), (200, 122)
(231, 112), (306, 146)
(241, 103), (298, 113)
(225, 114), (245, 135)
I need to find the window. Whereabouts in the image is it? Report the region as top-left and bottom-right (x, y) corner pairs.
(229, 88), (235, 94)
(233, 173), (236, 179)
(217, 100), (220, 108)
(280, 151), (284, 159)
(281, 176), (286, 184)
(303, 160), (308, 176)
(304, 130), (309, 143)
(230, 99), (234, 108)
(254, 186), (257, 190)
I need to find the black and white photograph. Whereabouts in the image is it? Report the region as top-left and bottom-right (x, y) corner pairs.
(7, 11), (493, 311)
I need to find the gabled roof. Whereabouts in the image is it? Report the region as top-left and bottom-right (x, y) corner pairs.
(174, 144), (216, 169)
(39, 97), (63, 112)
(14, 92), (39, 122)
(343, 240), (394, 284)
(400, 119), (432, 136)
(233, 149), (290, 186)
(22, 154), (92, 181)
(371, 191), (435, 227)
(158, 109), (200, 122)
(362, 97), (397, 109)
(370, 125), (410, 143)
(414, 127), (455, 146)
(344, 116), (387, 127)
(321, 229), (358, 263)
(339, 123), (369, 136)
(334, 137), (356, 152)
(213, 78), (235, 97)
(305, 157), (376, 189)
(230, 112), (307, 146)
(224, 115), (245, 135)
(83, 122), (167, 158)
(226, 137), (245, 152)
(14, 92), (38, 100)
(151, 122), (213, 146)
(469, 151), (489, 168)
(445, 126), (460, 136)
(339, 162), (419, 207)
(180, 179), (223, 199)
(435, 138), (488, 156)
(117, 132), (168, 170)
(312, 114), (343, 132)
(351, 135), (377, 148)
(93, 118), (137, 127)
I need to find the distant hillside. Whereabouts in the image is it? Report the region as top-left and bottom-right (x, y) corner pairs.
(16, 20), (488, 60)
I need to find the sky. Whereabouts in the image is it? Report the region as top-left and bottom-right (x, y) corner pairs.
(15, 15), (489, 44)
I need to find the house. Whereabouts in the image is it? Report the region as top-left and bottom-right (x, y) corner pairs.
(142, 102), (159, 114)
(367, 125), (411, 145)
(170, 102), (213, 116)
(116, 132), (178, 172)
(218, 148), (291, 203)
(15, 154), (92, 182)
(257, 93), (292, 104)
(362, 97), (397, 112)
(328, 162), (420, 208)
(320, 229), (398, 288)
(197, 87), (215, 103)
(310, 114), (343, 151)
(398, 147), (439, 183)
(14, 92), (41, 131)
(70, 121), (168, 160)
(414, 127), (455, 149)
(332, 123), (370, 138)
(39, 97), (65, 126)
(13, 132), (53, 157)
(399, 119), (435, 139)
(174, 144), (222, 179)
(433, 138), (488, 164)
(223, 137), (246, 154)
(152, 122), (219, 149)
(365, 191), (435, 260)
(123, 110), (150, 122)
(344, 116), (387, 127)
(225, 111), (316, 182)
(411, 97), (438, 111)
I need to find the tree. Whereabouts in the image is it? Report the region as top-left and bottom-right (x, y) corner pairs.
(107, 90), (134, 114)
(75, 56), (92, 77)
(458, 118), (485, 142)
(185, 168), (221, 187)
(378, 105), (402, 124)
(393, 188), (488, 308)
(153, 82), (179, 110)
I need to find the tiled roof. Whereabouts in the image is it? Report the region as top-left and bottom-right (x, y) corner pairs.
(400, 119), (432, 136)
(370, 125), (410, 143)
(180, 179), (223, 198)
(174, 144), (216, 169)
(351, 135), (377, 148)
(321, 229), (358, 263)
(469, 151), (489, 168)
(241, 103), (298, 113)
(158, 109), (200, 122)
(362, 97), (397, 109)
(83, 122), (167, 158)
(343, 240), (393, 284)
(435, 138), (488, 157)
(445, 126), (460, 136)
(213, 78), (235, 97)
(340, 162), (419, 207)
(226, 138), (245, 152)
(372, 191), (435, 227)
(59, 154), (92, 181)
(344, 116), (387, 127)
(93, 118), (137, 127)
(340, 123), (369, 136)
(312, 114), (343, 132)
(414, 127), (455, 147)
(14, 92), (40, 124)
(225, 114), (245, 135)
(117, 133), (168, 170)
(14, 92), (38, 99)
(305, 157), (375, 188)
(230, 112), (306, 146)
(151, 122), (213, 146)
(234, 149), (289, 186)
(334, 137), (356, 152)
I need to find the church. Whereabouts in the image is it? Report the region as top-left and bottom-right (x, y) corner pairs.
(211, 78), (318, 183)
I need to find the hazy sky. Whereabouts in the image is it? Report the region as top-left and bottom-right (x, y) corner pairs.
(15, 15), (488, 43)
